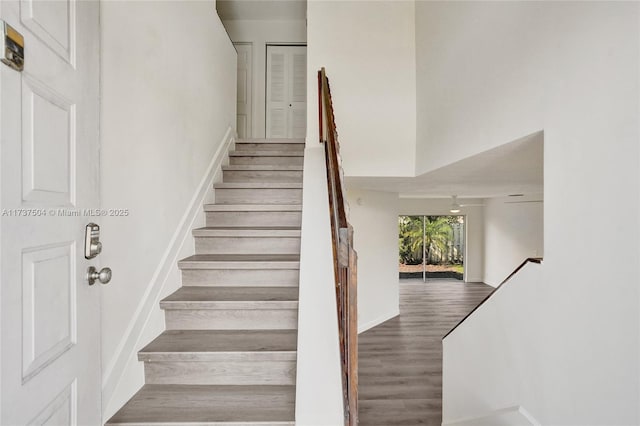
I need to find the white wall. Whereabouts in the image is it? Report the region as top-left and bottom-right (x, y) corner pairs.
(100, 0), (236, 418)
(443, 262), (544, 425)
(483, 196), (543, 287)
(296, 146), (344, 425)
(415, 1), (545, 175)
(346, 190), (400, 332)
(397, 197), (484, 283)
(421, 2), (640, 424)
(222, 20), (307, 138)
(306, 0), (416, 177)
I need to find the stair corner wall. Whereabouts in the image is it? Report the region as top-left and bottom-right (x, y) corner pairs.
(295, 144), (345, 425)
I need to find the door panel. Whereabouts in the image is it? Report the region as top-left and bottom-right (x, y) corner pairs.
(22, 74), (75, 204)
(266, 49), (286, 138)
(269, 108), (287, 138)
(20, 0), (75, 65)
(291, 109), (306, 140)
(288, 49), (306, 139)
(235, 43), (252, 139)
(1, 0), (101, 425)
(21, 242), (75, 382)
(266, 45), (306, 138)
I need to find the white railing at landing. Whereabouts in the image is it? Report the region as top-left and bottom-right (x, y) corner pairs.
(442, 260), (544, 425)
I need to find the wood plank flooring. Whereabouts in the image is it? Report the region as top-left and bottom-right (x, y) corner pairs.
(358, 279), (494, 425)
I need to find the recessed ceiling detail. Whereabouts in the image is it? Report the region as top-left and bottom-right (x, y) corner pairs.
(217, 0), (307, 21)
(346, 131), (544, 199)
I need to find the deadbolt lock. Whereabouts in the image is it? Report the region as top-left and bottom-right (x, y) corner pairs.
(84, 223), (102, 259)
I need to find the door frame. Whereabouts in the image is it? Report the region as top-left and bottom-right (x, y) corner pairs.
(398, 214), (467, 283)
(264, 43), (307, 137)
(234, 42), (253, 139)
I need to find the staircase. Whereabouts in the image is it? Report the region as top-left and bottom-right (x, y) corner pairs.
(107, 139), (305, 425)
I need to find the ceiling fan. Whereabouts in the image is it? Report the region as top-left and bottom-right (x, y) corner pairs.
(449, 195), (483, 213)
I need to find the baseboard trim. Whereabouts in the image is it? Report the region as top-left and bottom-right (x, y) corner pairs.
(101, 126), (234, 419)
(442, 405), (540, 426)
(358, 308), (400, 334)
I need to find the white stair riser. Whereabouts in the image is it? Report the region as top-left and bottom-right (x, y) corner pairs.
(144, 360), (296, 385)
(216, 188), (302, 204)
(206, 211), (301, 227)
(164, 309), (298, 330)
(223, 170), (303, 183)
(230, 156), (304, 166)
(195, 237), (300, 255)
(181, 269), (299, 286)
(236, 143), (305, 151)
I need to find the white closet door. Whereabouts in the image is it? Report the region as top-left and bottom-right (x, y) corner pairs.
(266, 45), (307, 138)
(235, 43), (252, 139)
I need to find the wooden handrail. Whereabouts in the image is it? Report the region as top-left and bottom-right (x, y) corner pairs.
(318, 67), (359, 426)
(442, 257), (543, 339)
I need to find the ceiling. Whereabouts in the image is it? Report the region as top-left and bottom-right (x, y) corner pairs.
(346, 132), (544, 199)
(216, 0), (307, 21)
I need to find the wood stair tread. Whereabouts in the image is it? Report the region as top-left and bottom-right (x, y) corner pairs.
(140, 330), (297, 354)
(193, 227), (300, 237)
(160, 286), (298, 309)
(204, 204), (302, 212)
(229, 150), (304, 157)
(222, 165), (303, 171)
(178, 254), (300, 270)
(214, 182), (302, 189)
(162, 289), (298, 303)
(194, 226), (301, 230)
(106, 384), (295, 425)
(180, 254), (300, 262)
(236, 138), (304, 143)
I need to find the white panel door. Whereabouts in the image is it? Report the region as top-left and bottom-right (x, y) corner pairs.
(0, 1), (101, 425)
(266, 45), (306, 139)
(235, 43), (252, 139)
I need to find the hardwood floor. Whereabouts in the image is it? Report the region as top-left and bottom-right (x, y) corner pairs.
(358, 279), (494, 425)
